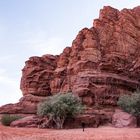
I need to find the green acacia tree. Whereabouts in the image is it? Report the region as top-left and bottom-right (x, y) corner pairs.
(117, 90), (140, 116)
(37, 92), (84, 129)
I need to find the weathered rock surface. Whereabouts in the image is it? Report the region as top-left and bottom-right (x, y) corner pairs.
(10, 116), (37, 127)
(21, 55), (58, 96)
(112, 109), (137, 128)
(64, 108), (113, 128)
(10, 116), (49, 128)
(0, 6), (140, 116)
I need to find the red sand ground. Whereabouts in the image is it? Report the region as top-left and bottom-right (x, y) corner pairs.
(0, 125), (140, 140)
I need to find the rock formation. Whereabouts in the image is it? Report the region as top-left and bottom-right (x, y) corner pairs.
(0, 6), (140, 116)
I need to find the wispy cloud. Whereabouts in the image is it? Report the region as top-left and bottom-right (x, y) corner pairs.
(17, 26), (67, 56)
(24, 37), (66, 55)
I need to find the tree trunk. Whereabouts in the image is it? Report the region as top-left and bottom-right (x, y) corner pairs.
(53, 116), (65, 129)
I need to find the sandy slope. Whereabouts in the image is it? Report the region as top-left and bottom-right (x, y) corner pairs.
(0, 125), (140, 140)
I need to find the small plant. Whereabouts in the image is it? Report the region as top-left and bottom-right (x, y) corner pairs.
(1, 114), (21, 126)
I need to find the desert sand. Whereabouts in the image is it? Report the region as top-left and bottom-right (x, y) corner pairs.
(0, 125), (140, 140)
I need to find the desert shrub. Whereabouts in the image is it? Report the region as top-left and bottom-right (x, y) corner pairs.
(1, 114), (21, 126)
(37, 92), (84, 129)
(117, 90), (140, 116)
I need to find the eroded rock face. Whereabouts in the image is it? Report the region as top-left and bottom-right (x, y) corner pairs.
(49, 6), (140, 107)
(20, 54), (58, 96)
(0, 6), (140, 114)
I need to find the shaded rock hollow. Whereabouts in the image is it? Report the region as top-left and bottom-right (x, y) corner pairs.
(0, 6), (140, 114)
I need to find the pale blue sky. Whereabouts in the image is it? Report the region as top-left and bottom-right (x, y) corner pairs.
(0, 0), (139, 106)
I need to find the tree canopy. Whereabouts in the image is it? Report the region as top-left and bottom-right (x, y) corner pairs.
(37, 92), (84, 129)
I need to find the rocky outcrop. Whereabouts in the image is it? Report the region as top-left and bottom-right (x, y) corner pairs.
(0, 95), (45, 114)
(112, 109), (137, 128)
(20, 55), (58, 96)
(0, 6), (140, 115)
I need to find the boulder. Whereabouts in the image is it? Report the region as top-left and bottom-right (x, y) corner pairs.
(10, 116), (49, 128)
(112, 109), (137, 128)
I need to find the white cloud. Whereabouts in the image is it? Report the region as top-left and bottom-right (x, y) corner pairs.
(0, 68), (6, 75)
(25, 37), (66, 55)
(0, 69), (22, 106)
(17, 26), (67, 56)
(0, 55), (16, 64)
(0, 23), (7, 39)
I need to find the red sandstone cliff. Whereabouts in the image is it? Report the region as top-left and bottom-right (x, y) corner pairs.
(0, 6), (140, 114)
